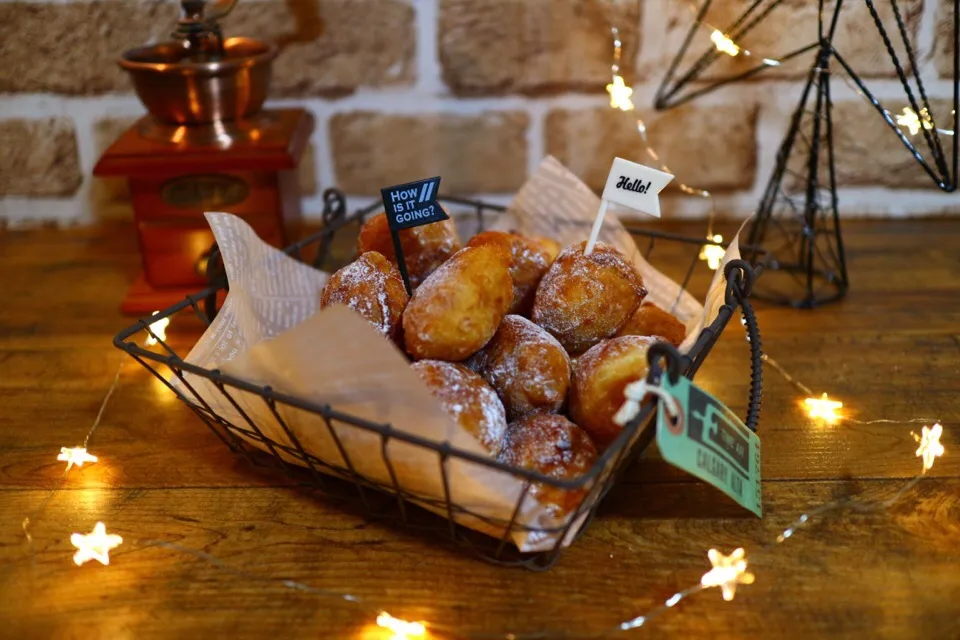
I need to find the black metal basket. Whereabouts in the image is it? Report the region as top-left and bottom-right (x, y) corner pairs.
(114, 189), (763, 570)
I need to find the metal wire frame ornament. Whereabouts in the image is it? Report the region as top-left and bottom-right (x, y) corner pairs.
(114, 190), (762, 571)
(654, 0), (959, 307)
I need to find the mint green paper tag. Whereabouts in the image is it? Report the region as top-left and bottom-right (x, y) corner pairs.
(656, 375), (762, 517)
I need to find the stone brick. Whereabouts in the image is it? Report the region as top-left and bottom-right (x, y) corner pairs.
(650, 0), (924, 83)
(0, 0), (413, 96)
(226, 0), (415, 96)
(931, 0), (956, 78)
(439, 0), (641, 95)
(827, 99), (956, 188)
(544, 105), (758, 193)
(0, 2), (173, 95)
(330, 112), (529, 194)
(0, 118), (82, 196)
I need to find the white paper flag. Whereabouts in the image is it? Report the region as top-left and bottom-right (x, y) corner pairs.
(600, 157), (674, 218)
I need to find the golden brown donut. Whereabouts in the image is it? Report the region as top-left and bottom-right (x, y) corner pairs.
(466, 231), (552, 315)
(568, 335), (659, 451)
(528, 236), (561, 264)
(616, 302), (687, 348)
(403, 244), (513, 361)
(356, 212), (461, 288)
(412, 360), (507, 455)
(468, 315), (571, 420)
(319, 251), (409, 345)
(498, 413), (597, 517)
(531, 241), (647, 355)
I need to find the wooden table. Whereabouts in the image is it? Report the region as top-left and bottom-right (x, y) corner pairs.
(1, 220), (958, 639)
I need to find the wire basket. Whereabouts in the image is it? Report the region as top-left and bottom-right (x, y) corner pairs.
(114, 189), (763, 570)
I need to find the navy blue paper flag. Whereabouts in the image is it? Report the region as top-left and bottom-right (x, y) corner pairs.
(379, 176), (446, 296)
(381, 177), (446, 231)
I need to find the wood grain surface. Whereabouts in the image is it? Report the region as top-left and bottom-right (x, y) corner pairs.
(1, 219), (958, 639)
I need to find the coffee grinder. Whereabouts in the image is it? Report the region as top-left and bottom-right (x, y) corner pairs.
(95, 0), (314, 314)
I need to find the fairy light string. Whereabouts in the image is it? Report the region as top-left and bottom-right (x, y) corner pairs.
(602, 2), (720, 260)
(21, 355), (124, 548)
(21, 311), (170, 550)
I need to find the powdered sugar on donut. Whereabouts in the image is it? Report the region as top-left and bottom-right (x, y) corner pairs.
(474, 315), (571, 420)
(320, 252), (407, 341)
(411, 360), (508, 456)
(532, 241), (647, 354)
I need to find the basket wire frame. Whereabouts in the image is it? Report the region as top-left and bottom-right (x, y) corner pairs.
(655, 0), (959, 307)
(115, 192), (762, 570)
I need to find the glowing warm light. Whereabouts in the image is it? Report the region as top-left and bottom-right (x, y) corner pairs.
(606, 74), (635, 112)
(895, 107), (933, 136)
(57, 446), (98, 471)
(699, 234), (725, 270)
(144, 310), (169, 346)
(914, 423), (945, 472)
(805, 393), (842, 423)
(710, 30), (740, 56)
(71, 522), (123, 566)
(700, 547), (755, 601)
(376, 612), (426, 639)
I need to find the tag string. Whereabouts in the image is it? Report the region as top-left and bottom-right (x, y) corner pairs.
(614, 378), (681, 427)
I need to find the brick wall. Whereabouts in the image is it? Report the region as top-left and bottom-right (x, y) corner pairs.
(0, 0), (956, 225)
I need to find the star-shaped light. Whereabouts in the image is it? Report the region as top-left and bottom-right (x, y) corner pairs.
(913, 423), (945, 473)
(710, 30), (741, 57)
(71, 522), (123, 566)
(57, 446), (98, 471)
(699, 234), (726, 270)
(700, 547), (755, 601)
(895, 107), (933, 136)
(606, 74), (635, 112)
(376, 612), (426, 639)
(804, 393), (842, 424)
(144, 310), (170, 346)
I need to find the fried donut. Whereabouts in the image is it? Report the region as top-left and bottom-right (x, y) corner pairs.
(616, 302), (687, 348)
(319, 251), (409, 345)
(468, 315), (571, 420)
(498, 414), (597, 517)
(568, 335), (659, 450)
(357, 212), (461, 288)
(403, 244), (513, 361)
(466, 231), (552, 315)
(532, 241), (647, 355)
(412, 360), (507, 455)
(529, 236), (561, 264)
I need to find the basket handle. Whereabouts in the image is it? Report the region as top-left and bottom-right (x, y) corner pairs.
(312, 188), (348, 270)
(645, 259), (763, 432)
(724, 260), (763, 432)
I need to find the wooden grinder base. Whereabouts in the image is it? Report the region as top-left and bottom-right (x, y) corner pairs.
(93, 109), (314, 315)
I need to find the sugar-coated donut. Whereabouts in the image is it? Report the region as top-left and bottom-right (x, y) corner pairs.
(498, 413), (597, 517)
(402, 244), (513, 361)
(466, 231), (552, 315)
(412, 360), (508, 455)
(532, 241), (647, 355)
(357, 212), (461, 288)
(319, 251), (409, 345)
(468, 315), (571, 420)
(616, 302), (687, 348)
(529, 236), (561, 264)
(568, 335), (659, 450)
